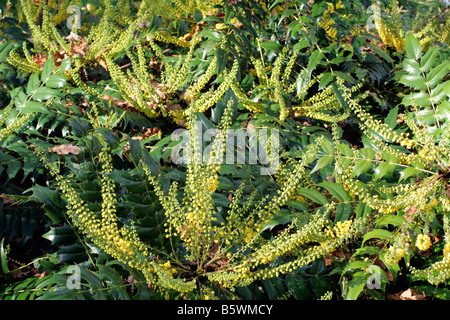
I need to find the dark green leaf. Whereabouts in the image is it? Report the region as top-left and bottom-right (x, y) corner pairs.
(0, 239), (9, 274)
(346, 271), (368, 300)
(259, 41), (283, 52)
(362, 229), (393, 245)
(319, 181), (352, 202)
(22, 101), (50, 114)
(45, 74), (67, 88)
(298, 188), (328, 205)
(404, 33), (421, 61)
(285, 275), (310, 300)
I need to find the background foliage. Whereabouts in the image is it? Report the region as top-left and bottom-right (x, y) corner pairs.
(0, 0), (449, 300)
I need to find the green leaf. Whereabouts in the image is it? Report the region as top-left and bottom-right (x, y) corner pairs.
(402, 92), (431, 107)
(342, 260), (371, 276)
(319, 72), (334, 90)
(352, 246), (381, 258)
(42, 224), (77, 245)
(373, 162), (396, 181)
(33, 87), (62, 101)
(333, 71), (357, 84)
(366, 42), (394, 64)
(56, 243), (88, 264)
(21, 100), (46, 114)
(399, 166), (421, 182)
(261, 278), (284, 299)
(319, 181), (352, 201)
(336, 142), (353, 157)
(355, 202), (373, 219)
(385, 105), (399, 129)
(41, 58), (55, 82)
(148, 15), (162, 35)
(298, 187), (329, 205)
(375, 215), (406, 228)
(215, 47), (226, 76)
(259, 41), (283, 52)
(346, 271), (368, 300)
(431, 81), (449, 105)
(58, 58), (72, 73)
(68, 118), (91, 136)
(285, 200), (308, 211)
(399, 74), (427, 90)
(427, 60), (450, 88)
(437, 100), (450, 121)
(293, 39), (310, 51)
(403, 58), (421, 75)
(352, 159), (372, 176)
(335, 203), (353, 222)
(79, 267), (109, 300)
(307, 50), (324, 77)
(96, 127), (120, 150)
(285, 275), (310, 300)
(404, 33), (421, 61)
(320, 139), (334, 155)
(98, 265), (130, 300)
(26, 73), (41, 95)
(126, 136), (141, 163)
(362, 229), (393, 245)
(22, 155), (39, 182)
(45, 74), (67, 88)
(0, 239), (9, 274)
(415, 108), (437, 125)
(420, 46), (439, 73)
(331, 82), (348, 110)
(311, 155), (333, 173)
(38, 287), (80, 300)
(308, 276), (329, 298)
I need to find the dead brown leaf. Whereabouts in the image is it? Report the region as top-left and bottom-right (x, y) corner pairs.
(71, 38), (88, 58)
(49, 144), (82, 155)
(53, 49), (69, 68)
(32, 53), (47, 68)
(65, 31), (82, 42)
(0, 193), (20, 206)
(387, 293), (402, 300)
(166, 104), (182, 112)
(399, 288), (426, 300)
(403, 206), (417, 222)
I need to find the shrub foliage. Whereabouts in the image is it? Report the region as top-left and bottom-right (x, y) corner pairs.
(0, 0), (449, 300)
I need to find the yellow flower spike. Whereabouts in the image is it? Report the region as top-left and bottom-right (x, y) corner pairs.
(416, 234), (432, 251)
(443, 243), (450, 259)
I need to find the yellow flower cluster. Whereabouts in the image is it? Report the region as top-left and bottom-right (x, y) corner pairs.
(410, 239), (450, 285)
(191, 59), (240, 113)
(184, 56), (218, 102)
(318, 1), (344, 39)
(373, 1), (405, 51)
(384, 233), (410, 265)
(159, 261), (178, 277)
(344, 88), (413, 150)
(6, 49), (40, 74)
(325, 220), (353, 239)
(387, 246), (405, 265)
(151, 31), (194, 48)
(0, 113), (33, 141)
(443, 243), (450, 259)
(416, 234), (432, 251)
(418, 149), (434, 162)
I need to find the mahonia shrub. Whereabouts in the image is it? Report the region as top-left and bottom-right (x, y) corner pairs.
(0, 0), (449, 300)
